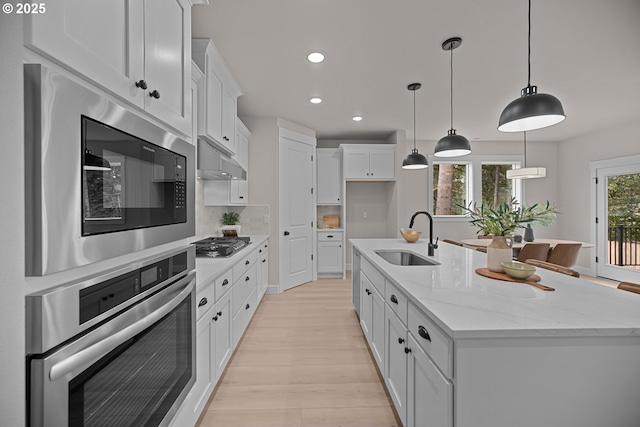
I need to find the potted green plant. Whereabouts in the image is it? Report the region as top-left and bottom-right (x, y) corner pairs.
(221, 211), (241, 237)
(460, 198), (557, 272)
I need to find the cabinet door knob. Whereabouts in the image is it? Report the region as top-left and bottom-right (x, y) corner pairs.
(213, 315), (218, 321)
(418, 325), (431, 342)
(246, 303), (250, 310)
(135, 79), (148, 90)
(149, 90), (160, 99)
(245, 260), (250, 265)
(198, 297), (208, 307)
(284, 231), (290, 236)
(217, 311), (222, 317)
(390, 295), (398, 304)
(365, 288), (371, 295)
(404, 347), (412, 354)
(245, 276), (250, 282)
(398, 337), (405, 344)
(222, 279), (229, 286)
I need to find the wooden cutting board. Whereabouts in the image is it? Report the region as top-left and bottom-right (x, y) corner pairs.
(323, 215), (340, 228)
(475, 268), (555, 291)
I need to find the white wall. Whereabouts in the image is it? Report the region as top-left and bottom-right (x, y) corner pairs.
(557, 119), (640, 271)
(0, 14), (26, 426)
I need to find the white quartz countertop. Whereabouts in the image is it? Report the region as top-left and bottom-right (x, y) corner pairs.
(351, 238), (640, 339)
(194, 234), (268, 288)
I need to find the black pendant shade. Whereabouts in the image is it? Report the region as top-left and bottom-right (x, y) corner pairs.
(498, 0), (565, 132)
(434, 129), (471, 158)
(84, 149), (111, 171)
(402, 148), (428, 169)
(402, 83), (428, 170)
(434, 37), (470, 158)
(498, 85), (565, 132)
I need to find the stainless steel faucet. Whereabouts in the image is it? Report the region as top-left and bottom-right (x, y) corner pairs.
(409, 211), (438, 256)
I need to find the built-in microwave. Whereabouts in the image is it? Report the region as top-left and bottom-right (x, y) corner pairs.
(25, 64), (195, 276)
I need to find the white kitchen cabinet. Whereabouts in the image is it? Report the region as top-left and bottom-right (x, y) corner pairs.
(193, 38), (242, 156)
(360, 274), (373, 338)
(25, 0), (192, 137)
(211, 288), (233, 384)
(341, 144), (396, 180)
(190, 62), (204, 145)
(257, 242), (269, 298)
(385, 305), (408, 427)
(407, 334), (453, 427)
(317, 148), (342, 204)
(317, 231), (343, 274)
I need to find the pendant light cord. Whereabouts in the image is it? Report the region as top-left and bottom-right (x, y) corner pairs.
(449, 41), (454, 129)
(523, 131), (527, 167)
(413, 88), (417, 150)
(527, 0), (531, 87)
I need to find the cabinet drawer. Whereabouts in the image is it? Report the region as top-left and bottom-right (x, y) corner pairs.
(408, 302), (453, 378)
(362, 257), (385, 295)
(317, 231), (343, 242)
(232, 263), (257, 316)
(214, 269), (233, 302)
(232, 249), (257, 281)
(385, 281), (408, 326)
(195, 283), (214, 321)
(233, 286), (257, 348)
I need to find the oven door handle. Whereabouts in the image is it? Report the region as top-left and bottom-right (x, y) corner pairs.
(49, 274), (195, 382)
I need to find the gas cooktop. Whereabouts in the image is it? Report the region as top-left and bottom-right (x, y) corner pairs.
(194, 236), (251, 258)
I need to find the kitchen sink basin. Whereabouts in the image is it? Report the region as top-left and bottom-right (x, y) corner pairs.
(375, 250), (440, 266)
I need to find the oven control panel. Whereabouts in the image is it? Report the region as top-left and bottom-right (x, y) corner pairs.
(79, 251), (188, 324)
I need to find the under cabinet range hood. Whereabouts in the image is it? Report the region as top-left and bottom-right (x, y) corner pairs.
(197, 139), (247, 180)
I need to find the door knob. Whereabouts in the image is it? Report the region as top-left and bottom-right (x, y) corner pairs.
(284, 231), (290, 236)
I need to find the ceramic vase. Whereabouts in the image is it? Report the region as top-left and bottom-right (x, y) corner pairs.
(524, 224), (535, 242)
(487, 235), (513, 272)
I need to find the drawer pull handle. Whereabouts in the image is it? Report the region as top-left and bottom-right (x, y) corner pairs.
(327, 235), (334, 238)
(418, 325), (431, 342)
(390, 295), (398, 304)
(222, 279), (229, 286)
(398, 337), (405, 344)
(246, 303), (250, 310)
(263, 259), (266, 263)
(198, 297), (208, 307)
(404, 347), (412, 354)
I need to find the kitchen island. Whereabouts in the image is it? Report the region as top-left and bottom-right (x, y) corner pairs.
(351, 238), (640, 427)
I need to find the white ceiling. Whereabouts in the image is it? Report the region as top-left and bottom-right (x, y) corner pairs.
(192, 0), (640, 143)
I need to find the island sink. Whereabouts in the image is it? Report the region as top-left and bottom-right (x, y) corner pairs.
(374, 250), (440, 266)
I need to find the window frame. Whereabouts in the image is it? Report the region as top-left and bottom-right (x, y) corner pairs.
(427, 154), (524, 222)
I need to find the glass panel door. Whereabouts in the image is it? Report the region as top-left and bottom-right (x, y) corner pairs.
(595, 163), (640, 282)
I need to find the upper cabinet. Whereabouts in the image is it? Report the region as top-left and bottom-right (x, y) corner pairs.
(24, 0), (192, 137)
(192, 39), (242, 156)
(341, 144), (396, 180)
(230, 120), (250, 205)
(317, 148), (342, 204)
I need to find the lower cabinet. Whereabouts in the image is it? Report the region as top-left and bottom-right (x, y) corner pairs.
(384, 305), (408, 427)
(211, 289), (233, 384)
(406, 334), (453, 427)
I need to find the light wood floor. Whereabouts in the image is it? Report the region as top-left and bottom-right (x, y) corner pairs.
(196, 277), (400, 427)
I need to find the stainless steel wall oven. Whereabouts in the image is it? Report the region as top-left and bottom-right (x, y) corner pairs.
(27, 246), (196, 427)
(24, 64), (195, 276)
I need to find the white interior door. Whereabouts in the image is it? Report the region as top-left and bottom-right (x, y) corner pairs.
(279, 133), (314, 291)
(595, 160), (640, 282)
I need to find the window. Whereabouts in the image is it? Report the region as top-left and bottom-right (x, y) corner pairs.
(429, 155), (522, 218)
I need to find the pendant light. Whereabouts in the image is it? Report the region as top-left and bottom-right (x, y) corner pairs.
(498, 0), (565, 132)
(83, 149), (111, 171)
(506, 132), (546, 179)
(434, 37), (471, 157)
(402, 83), (428, 170)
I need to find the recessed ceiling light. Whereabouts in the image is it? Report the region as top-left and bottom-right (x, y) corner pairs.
(307, 52), (325, 63)
(310, 97), (322, 104)
(352, 116), (363, 122)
